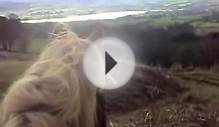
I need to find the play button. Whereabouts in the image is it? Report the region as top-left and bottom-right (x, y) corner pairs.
(83, 37), (135, 89)
(105, 52), (117, 75)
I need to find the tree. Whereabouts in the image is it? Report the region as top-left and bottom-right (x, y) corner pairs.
(0, 14), (29, 52)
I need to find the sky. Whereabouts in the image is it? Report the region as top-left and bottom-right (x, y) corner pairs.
(0, 0), (161, 3)
(0, 0), (164, 6)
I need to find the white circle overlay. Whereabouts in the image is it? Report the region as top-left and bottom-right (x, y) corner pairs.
(83, 37), (135, 89)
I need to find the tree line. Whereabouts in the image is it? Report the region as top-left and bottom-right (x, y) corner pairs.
(107, 22), (219, 68)
(25, 20), (219, 68)
(0, 14), (29, 52)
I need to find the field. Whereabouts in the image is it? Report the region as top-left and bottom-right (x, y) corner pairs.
(0, 38), (48, 97)
(0, 60), (218, 127)
(0, 38), (218, 127)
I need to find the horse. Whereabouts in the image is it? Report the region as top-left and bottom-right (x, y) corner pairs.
(0, 29), (106, 127)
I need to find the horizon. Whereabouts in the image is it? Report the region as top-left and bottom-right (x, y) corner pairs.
(0, 0), (165, 5)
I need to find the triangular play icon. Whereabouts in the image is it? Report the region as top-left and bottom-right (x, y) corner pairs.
(105, 52), (117, 75)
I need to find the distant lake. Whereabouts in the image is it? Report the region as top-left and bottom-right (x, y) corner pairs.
(22, 11), (147, 23)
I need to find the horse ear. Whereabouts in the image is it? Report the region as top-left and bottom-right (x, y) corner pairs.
(87, 23), (105, 41)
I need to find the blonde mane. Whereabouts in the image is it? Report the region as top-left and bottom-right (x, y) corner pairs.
(0, 29), (97, 127)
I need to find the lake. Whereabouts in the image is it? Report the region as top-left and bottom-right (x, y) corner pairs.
(22, 11), (147, 23)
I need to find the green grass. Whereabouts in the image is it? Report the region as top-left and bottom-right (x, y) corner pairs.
(188, 81), (219, 103)
(0, 61), (32, 97)
(0, 38), (48, 96)
(173, 70), (219, 105)
(175, 70), (219, 103)
(151, 17), (178, 26)
(192, 21), (219, 35)
(0, 61), (31, 83)
(162, 0), (188, 4)
(0, 38), (45, 97)
(30, 38), (48, 54)
(200, 22), (219, 28)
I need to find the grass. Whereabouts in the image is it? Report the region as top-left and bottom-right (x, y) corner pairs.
(0, 38), (46, 97)
(190, 82), (219, 103)
(192, 21), (219, 35)
(0, 59), (218, 127)
(0, 38), (47, 86)
(29, 38), (48, 54)
(0, 61), (31, 83)
(0, 38), (47, 93)
(199, 22), (219, 28)
(109, 73), (219, 127)
(174, 69), (219, 103)
(0, 61), (32, 98)
(0, 38), (45, 97)
(151, 17), (178, 26)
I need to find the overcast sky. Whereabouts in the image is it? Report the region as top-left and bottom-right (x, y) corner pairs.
(0, 0), (160, 2)
(0, 0), (166, 7)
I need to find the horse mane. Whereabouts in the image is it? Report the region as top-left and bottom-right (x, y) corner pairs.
(0, 28), (98, 127)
